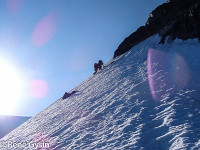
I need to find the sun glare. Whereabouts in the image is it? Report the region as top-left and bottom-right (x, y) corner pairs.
(0, 58), (25, 115)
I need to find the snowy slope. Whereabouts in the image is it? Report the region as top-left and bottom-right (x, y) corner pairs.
(0, 35), (200, 150)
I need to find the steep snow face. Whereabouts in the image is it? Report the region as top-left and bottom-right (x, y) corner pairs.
(0, 35), (200, 150)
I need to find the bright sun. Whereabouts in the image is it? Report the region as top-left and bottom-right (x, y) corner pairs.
(0, 58), (25, 115)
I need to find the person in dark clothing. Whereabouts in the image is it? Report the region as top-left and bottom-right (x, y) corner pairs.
(98, 60), (103, 70)
(62, 91), (78, 99)
(94, 63), (99, 74)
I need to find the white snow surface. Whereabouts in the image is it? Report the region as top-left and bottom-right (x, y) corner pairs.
(0, 35), (200, 150)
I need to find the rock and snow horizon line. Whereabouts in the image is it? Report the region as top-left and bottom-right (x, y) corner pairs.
(114, 0), (200, 58)
(0, 115), (30, 139)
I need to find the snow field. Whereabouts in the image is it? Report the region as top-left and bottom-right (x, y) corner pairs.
(0, 35), (200, 149)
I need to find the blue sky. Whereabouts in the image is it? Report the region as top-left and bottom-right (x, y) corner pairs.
(0, 0), (166, 116)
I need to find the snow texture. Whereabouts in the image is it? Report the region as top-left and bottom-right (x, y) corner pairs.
(0, 35), (200, 150)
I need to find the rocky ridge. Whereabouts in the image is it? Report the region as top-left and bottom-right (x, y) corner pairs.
(114, 0), (200, 58)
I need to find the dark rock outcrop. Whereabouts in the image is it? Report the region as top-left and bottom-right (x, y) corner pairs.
(114, 0), (200, 58)
(62, 91), (79, 99)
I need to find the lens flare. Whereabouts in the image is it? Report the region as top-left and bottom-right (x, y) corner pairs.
(32, 12), (59, 46)
(7, 0), (26, 14)
(147, 48), (190, 101)
(173, 54), (190, 90)
(29, 80), (49, 98)
(33, 132), (57, 150)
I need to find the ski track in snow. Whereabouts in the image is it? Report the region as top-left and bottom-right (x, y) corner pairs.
(0, 35), (200, 150)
